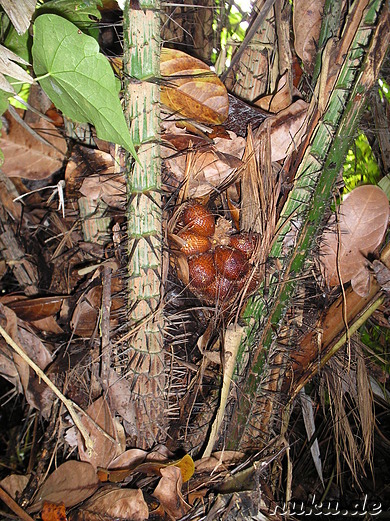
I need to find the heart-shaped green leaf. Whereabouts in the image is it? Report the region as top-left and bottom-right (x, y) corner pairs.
(32, 14), (137, 159)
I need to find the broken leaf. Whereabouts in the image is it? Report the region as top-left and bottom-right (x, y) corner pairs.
(161, 48), (229, 125)
(29, 461), (99, 512)
(195, 451), (246, 472)
(256, 72), (303, 113)
(98, 452), (194, 484)
(0, 302), (54, 416)
(320, 185), (389, 290)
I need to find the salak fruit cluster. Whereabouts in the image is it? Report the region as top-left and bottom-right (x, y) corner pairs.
(172, 201), (259, 305)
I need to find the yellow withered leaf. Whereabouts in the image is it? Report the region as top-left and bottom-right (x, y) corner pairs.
(160, 48), (229, 125)
(167, 454), (195, 483)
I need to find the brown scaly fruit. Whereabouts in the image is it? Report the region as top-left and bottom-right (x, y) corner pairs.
(214, 246), (248, 281)
(188, 253), (216, 289)
(181, 201), (215, 237)
(229, 232), (260, 259)
(202, 274), (235, 302)
(178, 230), (211, 256)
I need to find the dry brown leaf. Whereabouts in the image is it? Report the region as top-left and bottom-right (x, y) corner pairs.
(77, 396), (121, 470)
(100, 452), (194, 485)
(0, 306), (21, 390)
(293, 0), (325, 73)
(164, 131), (245, 198)
(65, 147), (115, 198)
(195, 450), (246, 472)
(256, 72), (302, 113)
(161, 48), (229, 125)
(266, 99), (309, 162)
(0, 0), (36, 36)
(371, 260), (390, 292)
(0, 44), (33, 93)
(29, 461), (99, 512)
(153, 466), (190, 521)
(0, 473), (29, 499)
(0, 113), (67, 180)
(70, 298), (99, 337)
(105, 368), (137, 426)
(31, 316), (64, 335)
(320, 185), (389, 291)
(74, 149), (125, 209)
(108, 449), (148, 470)
(0, 303), (53, 415)
(69, 486), (149, 521)
(350, 267), (372, 298)
(3, 296), (67, 321)
(97, 449), (147, 483)
(80, 174), (126, 208)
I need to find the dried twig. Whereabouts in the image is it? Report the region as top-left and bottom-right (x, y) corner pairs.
(0, 486), (35, 521)
(0, 324), (94, 456)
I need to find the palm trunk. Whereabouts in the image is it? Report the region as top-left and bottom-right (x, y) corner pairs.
(227, 0), (389, 449)
(122, 0), (165, 448)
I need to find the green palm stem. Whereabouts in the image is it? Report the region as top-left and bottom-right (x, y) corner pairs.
(122, 0), (165, 448)
(227, 0), (389, 449)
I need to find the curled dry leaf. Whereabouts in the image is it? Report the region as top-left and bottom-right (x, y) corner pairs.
(161, 48), (229, 125)
(70, 274), (123, 337)
(319, 185), (389, 295)
(68, 486), (149, 521)
(350, 267), (372, 298)
(98, 449), (148, 483)
(293, 0), (325, 74)
(75, 149), (126, 209)
(29, 461), (99, 512)
(153, 466), (190, 521)
(256, 72), (303, 113)
(80, 174), (126, 208)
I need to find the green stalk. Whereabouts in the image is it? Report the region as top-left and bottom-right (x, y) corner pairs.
(123, 0), (165, 448)
(227, 0), (388, 448)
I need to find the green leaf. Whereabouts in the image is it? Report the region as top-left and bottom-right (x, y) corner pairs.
(0, 89), (9, 124)
(378, 174), (390, 201)
(4, 23), (31, 63)
(35, 0), (102, 38)
(32, 14), (137, 159)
